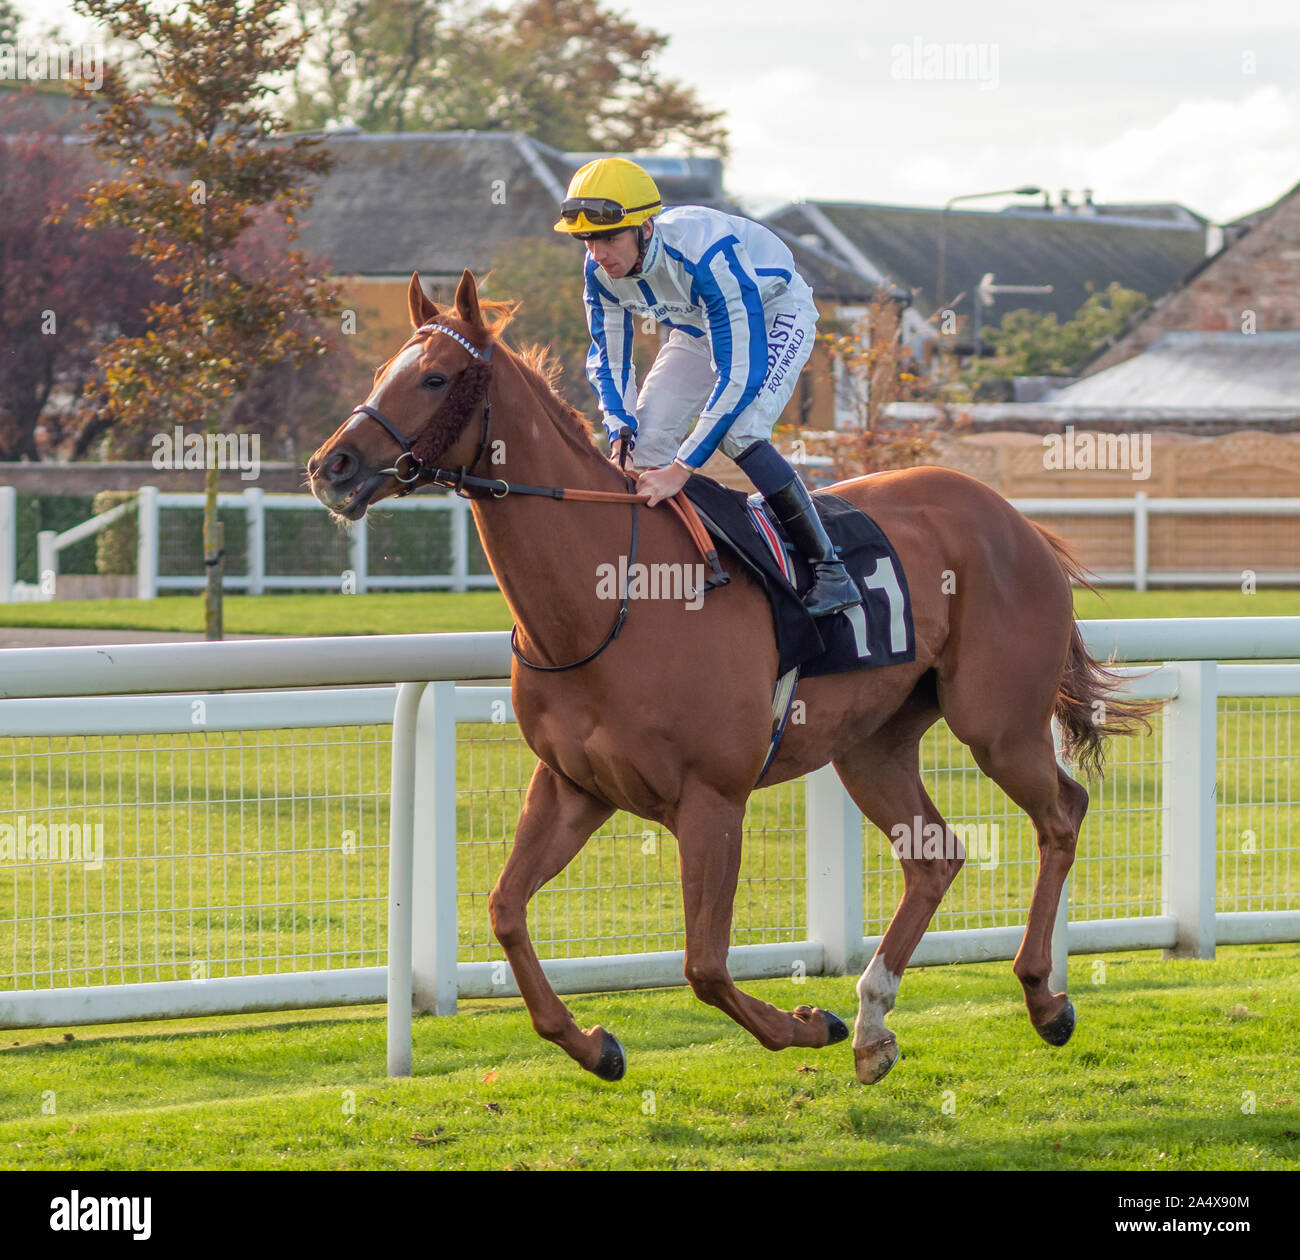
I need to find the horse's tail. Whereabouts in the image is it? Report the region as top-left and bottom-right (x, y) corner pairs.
(1033, 523), (1160, 780)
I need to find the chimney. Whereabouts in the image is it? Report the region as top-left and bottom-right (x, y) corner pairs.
(1205, 222), (1225, 256)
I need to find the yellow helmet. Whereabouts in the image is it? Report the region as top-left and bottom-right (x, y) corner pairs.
(554, 158), (662, 237)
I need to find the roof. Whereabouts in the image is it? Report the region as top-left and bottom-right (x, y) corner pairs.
(764, 199), (1208, 325)
(291, 130), (884, 300)
(292, 130), (572, 277)
(1045, 331), (1300, 407)
(1078, 180), (1300, 376)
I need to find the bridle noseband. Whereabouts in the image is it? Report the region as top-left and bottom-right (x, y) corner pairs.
(347, 321), (497, 497)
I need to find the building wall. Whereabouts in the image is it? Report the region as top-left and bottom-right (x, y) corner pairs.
(1086, 186), (1300, 374)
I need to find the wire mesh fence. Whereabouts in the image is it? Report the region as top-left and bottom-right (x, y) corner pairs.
(1, 693), (1296, 998)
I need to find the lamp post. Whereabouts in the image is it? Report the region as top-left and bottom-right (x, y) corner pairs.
(935, 185), (1042, 321)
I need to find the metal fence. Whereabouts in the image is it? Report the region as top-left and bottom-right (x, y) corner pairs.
(0, 622), (1297, 1059)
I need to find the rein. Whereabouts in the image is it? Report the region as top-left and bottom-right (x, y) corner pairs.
(346, 321), (728, 671)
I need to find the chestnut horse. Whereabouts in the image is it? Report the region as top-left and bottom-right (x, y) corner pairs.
(308, 270), (1146, 1085)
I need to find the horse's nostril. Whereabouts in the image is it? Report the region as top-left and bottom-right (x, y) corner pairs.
(327, 450), (356, 482)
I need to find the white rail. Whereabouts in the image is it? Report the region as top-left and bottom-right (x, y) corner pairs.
(18, 488), (1300, 598)
(0, 619), (1295, 1080)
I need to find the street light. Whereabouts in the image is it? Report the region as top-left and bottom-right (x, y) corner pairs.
(935, 185), (1042, 320)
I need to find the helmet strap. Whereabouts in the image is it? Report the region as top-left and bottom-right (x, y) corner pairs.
(628, 222), (650, 277)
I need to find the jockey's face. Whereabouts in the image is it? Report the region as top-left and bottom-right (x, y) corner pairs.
(585, 221), (650, 279)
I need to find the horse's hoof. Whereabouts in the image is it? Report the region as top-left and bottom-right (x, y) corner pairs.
(1034, 998), (1076, 1047)
(591, 1029), (626, 1081)
(854, 1034), (899, 1084)
(822, 1010), (849, 1046)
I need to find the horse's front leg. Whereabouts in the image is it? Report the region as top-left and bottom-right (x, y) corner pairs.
(675, 782), (849, 1051)
(488, 762), (620, 1078)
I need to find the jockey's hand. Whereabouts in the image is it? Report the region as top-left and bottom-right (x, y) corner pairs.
(637, 460), (691, 507)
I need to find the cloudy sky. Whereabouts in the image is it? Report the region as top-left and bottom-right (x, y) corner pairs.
(647, 0), (1300, 223)
(15, 0), (1300, 224)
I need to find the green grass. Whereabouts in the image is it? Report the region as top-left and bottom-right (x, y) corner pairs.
(0, 591), (513, 635)
(0, 586), (1293, 637)
(1072, 588), (1299, 620)
(1, 944), (1296, 1170)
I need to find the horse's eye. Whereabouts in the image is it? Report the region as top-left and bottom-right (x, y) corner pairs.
(424, 374), (448, 389)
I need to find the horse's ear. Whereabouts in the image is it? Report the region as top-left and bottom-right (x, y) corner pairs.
(408, 272), (439, 329)
(454, 268), (482, 328)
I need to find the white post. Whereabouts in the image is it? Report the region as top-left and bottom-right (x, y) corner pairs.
(387, 679), (429, 1077)
(1162, 660), (1217, 959)
(37, 530), (57, 598)
(244, 487), (264, 596)
(0, 485), (14, 601)
(451, 496), (469, 593)
(136, 486), (158, 600)
(348, 516), (368, 596)
(805, 765), (865, 974)
(412, 681), (459, 1016)
(1133, 491), (1149, 592)
(1049, 717), (1069, 994)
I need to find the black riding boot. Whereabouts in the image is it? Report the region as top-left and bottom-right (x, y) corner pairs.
(764, 478), (861, 617)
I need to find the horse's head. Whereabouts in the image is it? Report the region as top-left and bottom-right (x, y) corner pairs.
(308, 269), (497, 520)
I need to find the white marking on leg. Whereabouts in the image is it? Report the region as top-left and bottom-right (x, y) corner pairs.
(853, 955), (901, 1049)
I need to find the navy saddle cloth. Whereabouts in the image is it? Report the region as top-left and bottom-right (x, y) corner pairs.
(681, 476), (916, 678)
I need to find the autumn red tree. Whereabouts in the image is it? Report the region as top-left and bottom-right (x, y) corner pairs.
(0, 94), (161, 461)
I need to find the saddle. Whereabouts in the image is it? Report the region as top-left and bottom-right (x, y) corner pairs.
(680, 475), (917, 679)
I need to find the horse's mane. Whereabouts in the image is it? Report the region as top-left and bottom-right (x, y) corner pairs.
(488, 331), (607, 464)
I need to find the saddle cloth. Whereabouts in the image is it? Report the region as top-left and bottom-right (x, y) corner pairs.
(680, 475), (916, 678)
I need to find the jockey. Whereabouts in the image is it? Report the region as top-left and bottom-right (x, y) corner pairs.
(554, 157), (860, 618)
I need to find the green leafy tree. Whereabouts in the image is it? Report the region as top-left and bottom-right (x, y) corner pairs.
(284, 0), (728, 153)
(0, 0), (18, 43)
(970, 282), (1148, 380)
(73, 0), (341, 639)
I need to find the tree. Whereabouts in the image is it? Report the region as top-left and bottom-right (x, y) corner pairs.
(73, 0), (341, 638)
(968, 282), (1148, 380)
(284, 0), (728, 153)
(0, 0), (18, 43)
(481, 235), (599, 419)
(0, 95), (162, 461)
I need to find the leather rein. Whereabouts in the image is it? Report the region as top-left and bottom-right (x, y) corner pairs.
(345, 321), (726, 672)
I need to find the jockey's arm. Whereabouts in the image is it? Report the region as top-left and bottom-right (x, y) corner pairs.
(582, 258), (639, 453)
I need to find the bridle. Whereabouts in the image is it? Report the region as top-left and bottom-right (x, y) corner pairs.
(346, 321), (498, 498)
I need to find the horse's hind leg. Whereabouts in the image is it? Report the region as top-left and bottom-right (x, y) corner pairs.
(674, 782), (849, 1051)
(488, 762), (622, 1078)
(965, 729), (1089, 1041)
(833, 728), (963, 1084)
